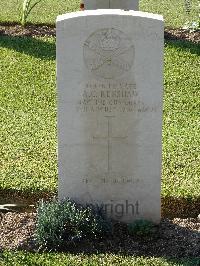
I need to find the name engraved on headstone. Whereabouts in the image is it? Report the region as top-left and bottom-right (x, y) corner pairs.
(76, 82), (158, 113)
(83, 28), (134, 79)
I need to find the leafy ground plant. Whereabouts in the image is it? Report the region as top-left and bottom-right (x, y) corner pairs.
(128, 219), (156, 236)
(35, 198), (112, 250)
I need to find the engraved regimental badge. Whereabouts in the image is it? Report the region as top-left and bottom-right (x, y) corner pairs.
(83, 28), (134, 79)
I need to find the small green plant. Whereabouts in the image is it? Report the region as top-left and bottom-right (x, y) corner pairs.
(127, 219), (156, 237)
(35, 198), (112, 250)
(21, 0), (43, 26)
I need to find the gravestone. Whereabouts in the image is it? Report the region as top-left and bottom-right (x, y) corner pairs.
(57, 10), (164, 223)
(83, 0), (139, 10)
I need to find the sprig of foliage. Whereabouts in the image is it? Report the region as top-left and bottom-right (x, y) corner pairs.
(35, 198), (112, 250)
(128, 219), (156, 236)
(185, 0), (192, 13)
(184, 0), (200, 30)
(21, 0), (43, 26)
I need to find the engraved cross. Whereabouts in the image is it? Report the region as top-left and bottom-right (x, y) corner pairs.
(93, 116), (127, 173)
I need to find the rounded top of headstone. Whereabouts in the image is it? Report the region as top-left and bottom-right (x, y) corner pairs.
(83, 0), (139, 10)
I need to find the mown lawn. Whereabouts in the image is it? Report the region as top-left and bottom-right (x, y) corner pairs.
(0, 0), (199, 27)
(0, 37), (199, 198)
(0, 37), (57, 193)
(1, 252), (200, 266)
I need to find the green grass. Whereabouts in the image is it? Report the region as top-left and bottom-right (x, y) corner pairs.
(1, 252), (199, 266)
(0, 37), (199, 198)
(162, 41), (200, 198)
(0, 0), (199, 28)
(0, 37), (57, 192)
(140, 0), (199, 28)
(0, 0), (80, 24)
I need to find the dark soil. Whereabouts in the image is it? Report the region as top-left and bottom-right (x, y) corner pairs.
(0, 24), (199, 43)
(164, 27), (200, 43)
(0, 211), (200, 259)
(0, 24), (56, 37)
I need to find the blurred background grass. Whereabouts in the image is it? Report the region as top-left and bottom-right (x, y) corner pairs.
(0, 0), (199, 28)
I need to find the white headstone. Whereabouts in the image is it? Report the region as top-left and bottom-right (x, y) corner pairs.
(57, 10), (164, 223)
(84, 0), (139, 10)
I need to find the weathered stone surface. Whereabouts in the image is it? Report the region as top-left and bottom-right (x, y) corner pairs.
(57, 10), (164, 223)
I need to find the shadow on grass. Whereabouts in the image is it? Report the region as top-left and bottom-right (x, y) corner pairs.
(0, 188), (56, 207)
(0, 33), (199, 62)
(165, 38), (200, 56)
(0, 188), (200, 217)
(0, 35), (55, 60)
